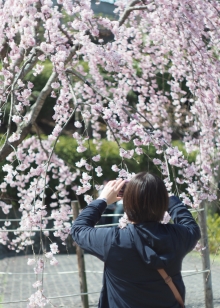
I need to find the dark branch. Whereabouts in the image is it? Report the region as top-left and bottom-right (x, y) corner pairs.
(0, 45), (81, 162)
(119, 1), (151, 26)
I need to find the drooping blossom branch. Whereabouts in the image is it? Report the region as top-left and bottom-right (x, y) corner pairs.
(0, 0), (220, 304)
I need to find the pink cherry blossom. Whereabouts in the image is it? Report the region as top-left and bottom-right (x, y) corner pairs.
(76, 145), (87, 153)
(75, 158), (87, 168)
(12, 115), (22, 124)
(0, 0), (220, 294)
(45, 252), (53, 259)
(92, 154), (100, 162)
(50, 243), (59, 254)
(112, 165), (119, 172)
(119, 148), (134, 159)
(74, 121), (82, 128)
(32, 281), (42, 289)
(84, 194), (93, 204)
(161, 212), (171, 224)
(51, 82), (60, 89)
(8, 132), (21, 142)
(33, 64), (44, 76)
(27, 258), (36, 266)
(153, 159), (162, 165)
(50, 257), (59, 266)
(95, 166), (103, 177)
(34, 259), (45, 274)
(95, 184), (103, 191)
(28, 290), (48, 308)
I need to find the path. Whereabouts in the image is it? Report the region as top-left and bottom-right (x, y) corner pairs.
(0, 252), (219, 307)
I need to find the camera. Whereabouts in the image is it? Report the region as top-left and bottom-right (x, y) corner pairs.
(117, 181), (129, 197)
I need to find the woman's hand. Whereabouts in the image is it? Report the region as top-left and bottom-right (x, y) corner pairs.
(98, 179), (126, 205)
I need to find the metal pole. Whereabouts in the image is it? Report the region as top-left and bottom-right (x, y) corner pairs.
(72, 200), (89, 308)
(198, 201), (214, 308)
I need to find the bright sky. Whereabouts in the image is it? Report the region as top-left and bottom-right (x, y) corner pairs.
(100, 0), (115, 3)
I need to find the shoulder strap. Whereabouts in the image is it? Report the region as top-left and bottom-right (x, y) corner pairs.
(157, 268), (185, 308)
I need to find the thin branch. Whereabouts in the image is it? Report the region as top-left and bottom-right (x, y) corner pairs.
(58, 25), (72, 43)
(119, 1), (153, 26)
(0, 45), (81, 162)
(27, 71), (58, 125)
(20, 50), (42, 80)
(33, 123), (49, 157)
(128, 5), (150, 11)
(41, 103), (79, 206)
(122, 105), (154, 131)
(67, 68), (176, 150)
(1, 49), (39, 101)
(164, 151), (171, 182)
(119, 6), (150, 26)
(67, 75), (78, 107)
(0, 74), (56, 161)
(66, 69), (130, 169)
(0, 49), (41, 156)
(66, 68), (111, 102)
(3, 92), (14, 149)
(11, 48), (25, 73)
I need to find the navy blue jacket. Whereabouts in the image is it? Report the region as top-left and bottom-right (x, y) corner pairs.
(71, 196), (201, 308)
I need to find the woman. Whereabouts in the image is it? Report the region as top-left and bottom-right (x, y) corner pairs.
(71, 172), (201, 308)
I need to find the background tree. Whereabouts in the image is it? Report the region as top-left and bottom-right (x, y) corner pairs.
(0, 0), (220, 305)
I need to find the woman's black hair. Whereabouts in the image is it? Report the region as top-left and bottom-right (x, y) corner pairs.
(123, 172), (168, 222)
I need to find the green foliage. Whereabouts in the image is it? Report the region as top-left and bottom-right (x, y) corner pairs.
(55, 136), (160, 183)
(78, 60), (89, 73)
(25, 61), (56, 120)
(0, 137), (198, 206)
(25, 60), (53, 89)
(172, 140), (198, 163)
(1, 134), (220, 258)
(207, 213), (220, 254)
(133, 59), (143, 78)
(0, 159), (19, 208)
(0, 136), (199, 210)
(156, 71), (172, 93)
(0, 61), (55, 130)
(53, 137), (199, 206)
(126, 90), (138, 105)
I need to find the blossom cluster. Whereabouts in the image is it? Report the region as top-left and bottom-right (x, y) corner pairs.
(1, 0), (220, 304)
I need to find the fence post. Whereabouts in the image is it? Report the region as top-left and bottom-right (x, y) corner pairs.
(71, 200), (89, 308)
(198, 201), (214, 308)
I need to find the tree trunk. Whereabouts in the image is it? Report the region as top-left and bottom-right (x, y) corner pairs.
(198, 201), (214, 308)
(72, 201), (89, 308)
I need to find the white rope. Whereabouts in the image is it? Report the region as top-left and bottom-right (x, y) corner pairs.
(0, 223), (119, 232)
(0, 270), (103, 275)
(101, 214), (123, 217)
(0, 299), (28, 304)
(96, 223), (118, 227)
(0, 218), (62, 222)
(0, 228), (66, 232)
(0, 208), (204, 229)
(189, 208), (204, 213)
(182, 269), (210, 273)
(48, 291), (100, 299)
(182, 269), (210, 277)
(0, 214), (122, 222)
(0, 209), (203, 222)
(0, 269), (210, 276)
(0, 291), (101, 304)
(0, 208), (203, 222)
(0, 269), (212, 305)
(0, 219), (21, 221)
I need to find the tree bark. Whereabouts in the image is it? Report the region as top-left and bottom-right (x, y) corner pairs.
(198, 201), (214, 308)
(72, 201), (89, 308)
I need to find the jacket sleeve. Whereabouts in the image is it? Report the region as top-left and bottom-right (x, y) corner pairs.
(168, 196), (201, 254)
(71, 199), (114, 262)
